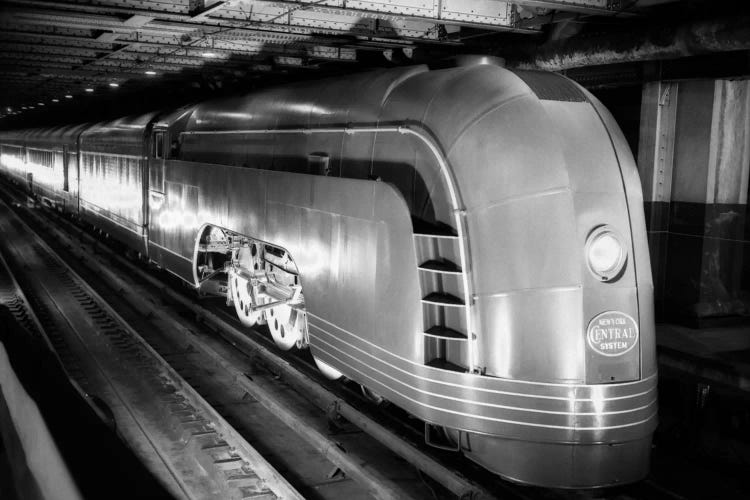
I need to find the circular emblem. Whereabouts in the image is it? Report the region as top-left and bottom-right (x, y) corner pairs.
(587, 311), (639, 357)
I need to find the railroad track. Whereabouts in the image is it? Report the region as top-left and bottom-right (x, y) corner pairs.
(3, 181), (746, 500)
(0, 198), (301, 500)
(0, 188), (473, 499)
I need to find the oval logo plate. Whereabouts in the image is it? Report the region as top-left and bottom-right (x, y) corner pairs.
(587, 311), (639, 357)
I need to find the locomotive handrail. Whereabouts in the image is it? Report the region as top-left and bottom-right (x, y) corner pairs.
(180, 124), (478, 373)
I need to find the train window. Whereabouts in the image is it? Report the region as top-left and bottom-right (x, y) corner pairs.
(153, 132), (164, 159)
(150, 131), (166, 193)
(63, 146), (69, 192)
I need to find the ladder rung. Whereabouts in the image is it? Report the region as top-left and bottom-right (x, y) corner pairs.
(421, 292), (465, 307)
(424, 325), (467, 341)
(418, 259), (462, 274)
(411, 218), (457, 239)
(425, 358), (466, 373)
(413, 232), (458, 240)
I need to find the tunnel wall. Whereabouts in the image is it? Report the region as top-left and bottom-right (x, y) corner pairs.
(638, 78), (750, 324)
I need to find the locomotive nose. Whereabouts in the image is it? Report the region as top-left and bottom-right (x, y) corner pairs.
(435, 70), (656, 486)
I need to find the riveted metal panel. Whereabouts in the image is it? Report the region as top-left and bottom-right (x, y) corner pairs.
(441, 0), (513, 25)
(347, 0), (439, 17)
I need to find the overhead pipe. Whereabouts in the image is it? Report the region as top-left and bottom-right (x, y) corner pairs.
(515, 16), (750, 71)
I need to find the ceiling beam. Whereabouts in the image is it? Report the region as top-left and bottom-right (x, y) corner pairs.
(191, 1), (231, 20)
(2, 0), (541, 33)
(0, 28), (358, 61)
(512, 0), (635, 16)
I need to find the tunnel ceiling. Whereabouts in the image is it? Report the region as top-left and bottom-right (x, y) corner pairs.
(0, 0), (746, 124)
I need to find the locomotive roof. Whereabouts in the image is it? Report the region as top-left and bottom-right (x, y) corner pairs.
(178, 63), (543, 152)
(182, 65), (430, 132)
(79, 112), (160, 156)
(0, 123), (90, 148)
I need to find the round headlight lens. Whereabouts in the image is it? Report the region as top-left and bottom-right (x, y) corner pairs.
(586, 227), (627, 281)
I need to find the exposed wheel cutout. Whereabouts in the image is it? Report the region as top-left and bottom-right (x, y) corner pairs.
(206, 224), (306, 350)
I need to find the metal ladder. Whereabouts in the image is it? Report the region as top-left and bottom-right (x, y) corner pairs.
(413, 219), (474, 372)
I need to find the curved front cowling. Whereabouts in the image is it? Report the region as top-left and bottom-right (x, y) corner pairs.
(378, 65), (656, 486)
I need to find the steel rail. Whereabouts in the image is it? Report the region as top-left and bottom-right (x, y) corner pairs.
(0, 251), (84, 500)
(55, 238), (411, 500)
(8, 184), (494, 500)
(0, 194), (304, 500)
(0, 251), (46, 338)
(0, 190), (430, 500)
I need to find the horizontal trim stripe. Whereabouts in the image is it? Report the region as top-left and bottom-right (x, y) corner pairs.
(307, 311), (655, 393)
(312, 333), (656, 432)
(310, 323), (655, 418)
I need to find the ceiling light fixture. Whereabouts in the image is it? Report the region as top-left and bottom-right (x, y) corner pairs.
(202, 52), (217, 58)
(37, 102), (44, 106)
(145, 70), (156, 75)
(65, 95), (73, 99)
(52, 99), (59, 103)
(85, 88), (94, 92)
(109, 82), (119, 87)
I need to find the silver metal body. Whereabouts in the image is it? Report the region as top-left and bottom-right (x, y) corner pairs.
(0, 63), (657, 488)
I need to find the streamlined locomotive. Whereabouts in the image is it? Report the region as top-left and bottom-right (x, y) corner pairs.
(0, 62), (657, 488)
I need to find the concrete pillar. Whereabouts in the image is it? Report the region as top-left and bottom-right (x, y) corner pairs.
(638, 78), (750, 324)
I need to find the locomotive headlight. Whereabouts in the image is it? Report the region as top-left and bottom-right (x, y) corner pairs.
(585, 226), (627, 281)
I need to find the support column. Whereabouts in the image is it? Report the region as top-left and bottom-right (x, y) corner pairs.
(638, 78), (750, 324)
(637, 81), (679, 317)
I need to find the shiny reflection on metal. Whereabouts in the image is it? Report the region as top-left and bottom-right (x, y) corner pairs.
(313, 354), (343, 380)
(182, 122), (478, 372)
(455, 54), (506, 67)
